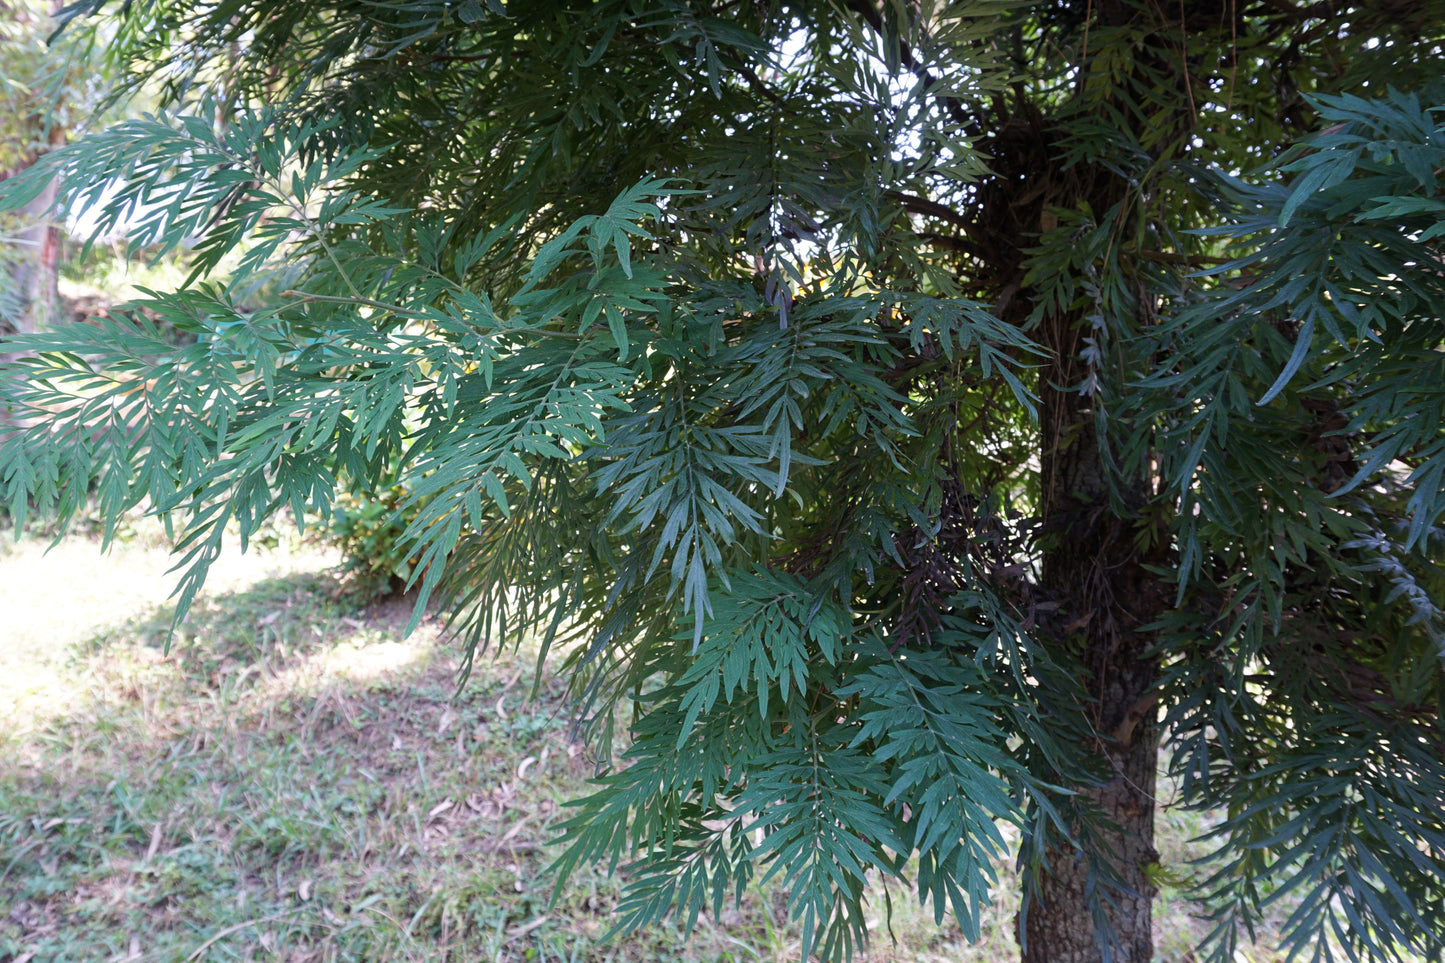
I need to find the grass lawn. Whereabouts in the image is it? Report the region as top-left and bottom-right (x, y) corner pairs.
(1, 523), (1298, 962)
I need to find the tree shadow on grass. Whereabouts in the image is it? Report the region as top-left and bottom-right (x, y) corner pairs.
(74, 569), (357, 681)
(0, 569), (716, 963)
(7, 575), (1279, 963)
(0, 567), (1306, 963)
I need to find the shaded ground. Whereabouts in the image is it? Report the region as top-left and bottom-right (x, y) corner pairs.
(0, 526), (1297, 962)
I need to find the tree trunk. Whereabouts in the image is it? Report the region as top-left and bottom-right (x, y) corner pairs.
(1020, 331), (1164, 963)
(978, 2), (1196, 954)
(2, 159), (62, 369)
(1022, 736), (1159, 963)
(974, 127), (1167, 963)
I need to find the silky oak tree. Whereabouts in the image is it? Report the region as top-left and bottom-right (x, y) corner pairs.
(2, 1), (1444, 960)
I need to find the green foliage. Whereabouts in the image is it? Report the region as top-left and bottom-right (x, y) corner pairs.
(2, 2), (1444, 961)
(328, 482), (429, 598)
(1138, 87), (1445, 963)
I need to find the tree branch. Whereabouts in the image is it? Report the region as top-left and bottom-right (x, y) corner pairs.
(886, 190), (981, 237)
(736, 63), (786, 107)
(841, 0), (974, 131)
(1136, 251), (1233, 268)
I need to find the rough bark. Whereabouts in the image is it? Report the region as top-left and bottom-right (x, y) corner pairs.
(968, 72), (1169, 963)
(1022, 727), (1160, 963)
(1011, 302), (1165, 963)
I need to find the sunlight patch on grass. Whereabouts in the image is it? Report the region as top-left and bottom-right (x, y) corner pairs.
(325, 638), (426, 681)
(0, 524), (338, 739)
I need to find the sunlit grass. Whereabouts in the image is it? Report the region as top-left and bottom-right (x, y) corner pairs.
(0, 524), (1307, 962)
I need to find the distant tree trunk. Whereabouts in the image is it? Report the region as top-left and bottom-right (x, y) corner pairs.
(1, 0), (66, 351)
(5, 142), (64, 338)
(2, 168), (62, 367)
